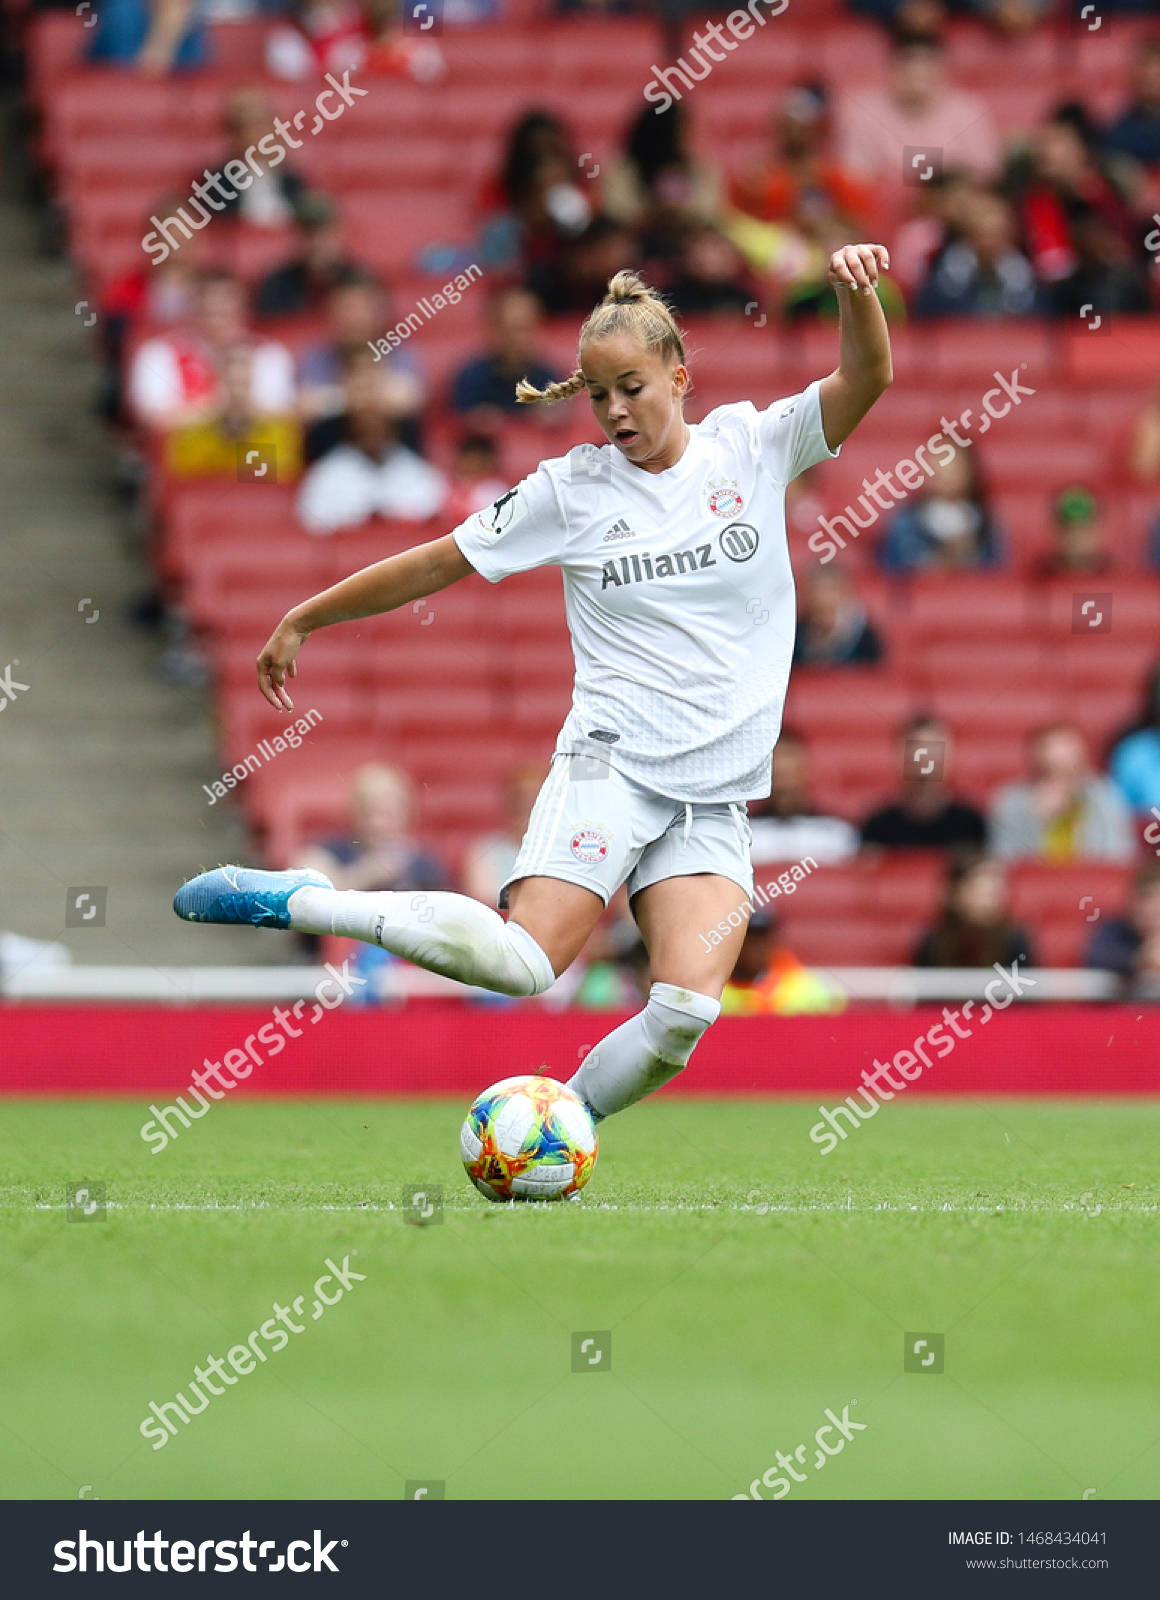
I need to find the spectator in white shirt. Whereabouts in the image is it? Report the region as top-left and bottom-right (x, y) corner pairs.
(296, 348), (447, 533)
(130, 269), (296, 432)
(748, 729), (860, 866)
(989, 724), (1135, 863)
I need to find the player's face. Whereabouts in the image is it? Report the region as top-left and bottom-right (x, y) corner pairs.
(581, 334), (688, 471)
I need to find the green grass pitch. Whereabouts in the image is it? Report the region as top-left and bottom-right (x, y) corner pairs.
(1, 1096), (1157, 1501)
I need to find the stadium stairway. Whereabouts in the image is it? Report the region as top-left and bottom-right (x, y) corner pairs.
(0, 143), (288, 970)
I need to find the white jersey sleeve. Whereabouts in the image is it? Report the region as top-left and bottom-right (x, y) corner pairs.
(754, 377), (840, 483)
(452, 463), (568, 583)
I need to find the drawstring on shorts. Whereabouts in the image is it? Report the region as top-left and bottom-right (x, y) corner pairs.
(682, 803), (693, 848)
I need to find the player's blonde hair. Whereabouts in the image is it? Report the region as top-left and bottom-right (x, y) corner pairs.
(515, 270), (687, 405)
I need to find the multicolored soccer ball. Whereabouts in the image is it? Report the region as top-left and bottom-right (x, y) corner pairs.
(460, 1075), (598, 1202)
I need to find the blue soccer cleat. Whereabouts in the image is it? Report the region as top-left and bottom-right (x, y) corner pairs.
(173, 865), (333, 930)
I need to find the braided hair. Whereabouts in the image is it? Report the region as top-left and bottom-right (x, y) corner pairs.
(515, 271), (687, 405)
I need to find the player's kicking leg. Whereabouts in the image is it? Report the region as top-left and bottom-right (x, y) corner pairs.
(172, 865), (600, 998)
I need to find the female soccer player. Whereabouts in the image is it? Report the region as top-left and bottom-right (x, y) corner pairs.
(176, 248), (892, 1121)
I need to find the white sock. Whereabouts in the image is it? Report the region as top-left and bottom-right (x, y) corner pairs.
(567, 982), (721, 1119)
(287, 886), (556, 997)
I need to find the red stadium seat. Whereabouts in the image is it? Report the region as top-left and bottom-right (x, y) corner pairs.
(783, 918), (922, 968)
(906, 577), (1031, 641)
(929, 683), (1060, 736)
(782, 668), (914, 735)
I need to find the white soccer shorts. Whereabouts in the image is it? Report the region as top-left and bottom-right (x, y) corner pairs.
(499, 751), (755, 909)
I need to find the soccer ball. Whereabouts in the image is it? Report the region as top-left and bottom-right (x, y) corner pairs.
(460, 1075), (598, 1202)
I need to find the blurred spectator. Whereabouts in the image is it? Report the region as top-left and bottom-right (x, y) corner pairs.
(914, 853), (1034, 968)
(1130, 378), (1160, 483)
(720, 910), (845, 1015)
(665, 228), (755, 316)
(989, 724), (1135, 862)
(1110, 662), (1160, 814)
(793, 566), (883, 666)
(531, 215), (639, 315)
(296, 349), (446, 531)
(862, 715), (988, 849)
(1006, 108), (1149, 316)
(97, 196), (204, 434)
(87, 0), (207, 72)
(477, 110), (593, 280)
(602, 102), (722, 261)
(1085, 862), (1160, 993)
(130, 269), (296, 432)
(913, 191), (1039, 316)
(748, 730), (860, 865)
(264, 0), (363, 80)
(891, 167), (981, 298)
(850, 0), (1050, 35)
(443, 433), (510, 523)
(724, 84), (878, 319)
(297, 271), (424, 438)
(731, 84), (873, 239)
(298, 763), (445, 890)
(1104, 38), (1160, 171)
(451, 287), (559, 422)
(837, 32), (1001, 189)
(1031, 486), (1113, 579)
(255, 194), (360, 318)
(879, 446), (1001, 571)
(215, 88), (308, 230)
(165, 347), (302, 479)
(462, 761), (548, 905)
(362, 0), (447, 81)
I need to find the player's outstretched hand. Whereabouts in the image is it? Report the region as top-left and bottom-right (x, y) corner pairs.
(827, 243), (890, 295)
(257, 620), (306, 712)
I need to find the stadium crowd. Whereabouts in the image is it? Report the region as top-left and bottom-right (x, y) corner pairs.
(17, 0), (1160, 998)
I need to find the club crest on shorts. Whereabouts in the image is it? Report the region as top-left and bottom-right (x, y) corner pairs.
(570, 828), (609, 865)
(706, 479), (744, 518)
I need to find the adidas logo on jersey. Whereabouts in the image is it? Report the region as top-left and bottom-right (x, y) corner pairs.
(602, 519), (634, 542)
(601, 545), (717, 588)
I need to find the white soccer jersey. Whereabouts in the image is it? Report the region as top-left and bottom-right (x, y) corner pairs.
(452, 380), (839, 803)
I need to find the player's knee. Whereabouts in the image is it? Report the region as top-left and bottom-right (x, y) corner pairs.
(500, 920), (557, 997)
(645, 982), (721, 1065)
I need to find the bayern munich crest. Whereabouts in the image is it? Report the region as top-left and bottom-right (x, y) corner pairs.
(707, 481), (744, 518)
(570, 828), (609, 865)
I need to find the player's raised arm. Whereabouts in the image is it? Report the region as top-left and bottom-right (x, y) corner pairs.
(256, 532), (475, 710)
(818, 243), (894, 452)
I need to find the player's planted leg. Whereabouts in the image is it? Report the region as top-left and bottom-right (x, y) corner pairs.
(567, 983), (721, 1120)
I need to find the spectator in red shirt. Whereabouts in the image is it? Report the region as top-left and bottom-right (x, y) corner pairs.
(1007, 106), (1149, 315)
(731, 84), (874, 240)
